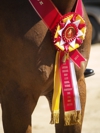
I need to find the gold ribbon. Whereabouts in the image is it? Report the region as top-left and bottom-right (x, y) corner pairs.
(50, 51), (61, 124)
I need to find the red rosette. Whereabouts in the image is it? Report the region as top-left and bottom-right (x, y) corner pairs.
(62, 23), (78, 43)
(53, 12), (86, 52)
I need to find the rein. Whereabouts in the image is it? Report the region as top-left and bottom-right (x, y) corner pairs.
(29, 0), (86, 125)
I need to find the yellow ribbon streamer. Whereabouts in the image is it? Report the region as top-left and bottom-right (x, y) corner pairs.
(50, 51), (61, 124)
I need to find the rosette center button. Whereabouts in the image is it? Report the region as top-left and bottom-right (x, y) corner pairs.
(65, 27), (75, 38)
(62, 24), (78, 43)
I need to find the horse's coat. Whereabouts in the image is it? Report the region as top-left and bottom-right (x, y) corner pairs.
(0, 0), (92, 133)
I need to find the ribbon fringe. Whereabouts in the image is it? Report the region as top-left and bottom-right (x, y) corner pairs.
(50, 111), (81, 125)
(64, 111), (81, 126)
(50, 111), (59, 124)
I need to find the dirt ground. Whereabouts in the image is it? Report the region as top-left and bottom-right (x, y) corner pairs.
(0, 44), (100, 133)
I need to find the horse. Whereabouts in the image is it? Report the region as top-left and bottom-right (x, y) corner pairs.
(0, 0), (92, 133)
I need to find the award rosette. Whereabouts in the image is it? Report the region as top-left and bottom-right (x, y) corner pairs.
(54, 13), (86, 52)
(51, 13), (86, 125)
(29, 0), (86, 126)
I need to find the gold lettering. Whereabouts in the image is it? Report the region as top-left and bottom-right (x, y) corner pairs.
(39, 1), (44, 5)
(74, 55), (79, 60)
(65, 84), (71, 87)
(67, 99), (71, 102)
(67, 103), (73, 106)
(67, 92), (71, 94)
(37, 0), (44, 5)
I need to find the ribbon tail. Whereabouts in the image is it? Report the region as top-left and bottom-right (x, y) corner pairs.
(59, 53), (81, 125)
(50, 51), (61, 124)
(69, 50), (86, 68)
(75, 0), (83, 16)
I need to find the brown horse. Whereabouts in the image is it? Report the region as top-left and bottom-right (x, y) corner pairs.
(0, 0), (92, 133)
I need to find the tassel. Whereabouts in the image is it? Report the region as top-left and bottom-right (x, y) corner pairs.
(50, 111), (59, 124)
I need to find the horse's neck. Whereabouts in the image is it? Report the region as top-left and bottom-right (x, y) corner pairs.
(0, 0), (40, 36)
(52, 0), (76, 14)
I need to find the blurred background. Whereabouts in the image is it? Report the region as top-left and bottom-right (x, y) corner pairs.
(0, 1), (100, 132)
(83, 0), (100, 44)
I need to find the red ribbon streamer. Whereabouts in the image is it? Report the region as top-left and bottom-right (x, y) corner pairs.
(60, 52), (76, 111)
